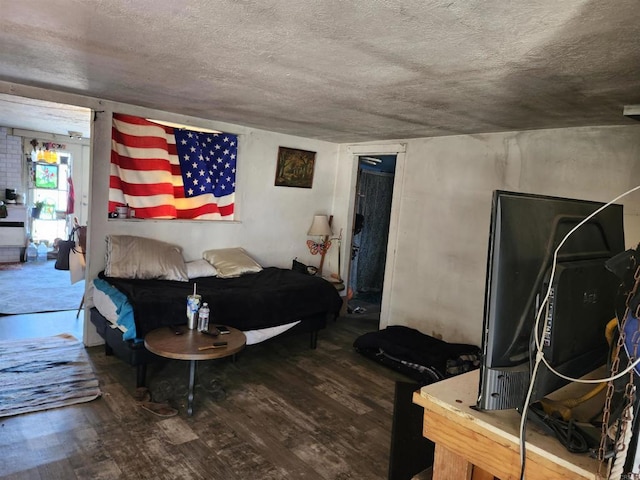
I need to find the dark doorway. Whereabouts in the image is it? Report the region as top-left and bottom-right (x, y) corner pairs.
(348, 155), (396, 317)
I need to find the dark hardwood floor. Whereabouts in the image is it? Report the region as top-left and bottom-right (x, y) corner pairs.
(0, 311), (422, 480)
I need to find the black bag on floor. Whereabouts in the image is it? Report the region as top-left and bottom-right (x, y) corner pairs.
(353, 325), (481, 384)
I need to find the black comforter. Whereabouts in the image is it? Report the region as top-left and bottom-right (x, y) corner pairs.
(99, 267), (343, 337)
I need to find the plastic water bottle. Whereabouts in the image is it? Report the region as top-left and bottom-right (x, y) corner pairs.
(26, 242), (37, 262)
(197, 302), (210, 332)
(37, 242), (47, 261)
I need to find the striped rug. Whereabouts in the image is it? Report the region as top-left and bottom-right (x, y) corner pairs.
(0, 333), (101, 417)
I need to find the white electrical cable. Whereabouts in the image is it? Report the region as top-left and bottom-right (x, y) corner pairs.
(518, 184), (640, 480)
(536, 184), (640, 384)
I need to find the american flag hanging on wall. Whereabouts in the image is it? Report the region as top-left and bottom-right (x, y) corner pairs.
(110, 113), (237, 220)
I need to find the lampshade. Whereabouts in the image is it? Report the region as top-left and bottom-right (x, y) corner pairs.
(307, 215), (332, 237)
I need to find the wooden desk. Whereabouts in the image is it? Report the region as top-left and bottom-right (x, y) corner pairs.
(412, 370), (599, 480)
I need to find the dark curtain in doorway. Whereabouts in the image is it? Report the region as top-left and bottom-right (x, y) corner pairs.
(356, 170), (394, 294)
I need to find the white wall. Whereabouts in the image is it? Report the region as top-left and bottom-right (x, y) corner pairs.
(337, 125), (640, 346)
(0, 127), (22, 198)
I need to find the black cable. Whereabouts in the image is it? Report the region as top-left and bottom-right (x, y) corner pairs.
(528, 403), (590, 454)
(519, 414), (528, 480)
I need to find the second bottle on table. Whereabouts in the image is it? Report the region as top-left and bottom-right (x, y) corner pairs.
(197, 302), (210, 332)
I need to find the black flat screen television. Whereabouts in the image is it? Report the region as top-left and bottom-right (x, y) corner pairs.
(476, 190), (625, 411)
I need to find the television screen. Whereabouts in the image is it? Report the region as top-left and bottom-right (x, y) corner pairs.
(476, 190), (624, 411)
(35, 163), (58, 189)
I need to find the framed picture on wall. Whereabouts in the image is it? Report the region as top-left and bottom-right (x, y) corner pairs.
(35, 163), (59, 189)
(274, 147), (316, 188)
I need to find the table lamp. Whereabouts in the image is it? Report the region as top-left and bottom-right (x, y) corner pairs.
(307, 214), (333, 275)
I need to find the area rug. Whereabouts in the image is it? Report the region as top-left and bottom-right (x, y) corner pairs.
(0, 259), (85, 314)
(0, 333), (101, 417)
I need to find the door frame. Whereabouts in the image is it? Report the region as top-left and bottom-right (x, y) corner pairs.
(346, 143), (406, 328)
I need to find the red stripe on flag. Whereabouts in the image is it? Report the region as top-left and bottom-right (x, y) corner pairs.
(173, 186), (186, 199)
(111, 127), (170, 150)
(175, 204), (221, 219)
(219, 203), (234, 216)
(110, 176), (174, 196)
(173, 202), (234, 219)
(129, 204), (178, 219)
(111, 154), (173, 172)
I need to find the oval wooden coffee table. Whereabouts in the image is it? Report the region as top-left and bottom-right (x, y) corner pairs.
(144, 326), (246, 416)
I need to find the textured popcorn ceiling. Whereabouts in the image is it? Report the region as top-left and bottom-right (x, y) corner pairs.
(1, 0), (640, 142)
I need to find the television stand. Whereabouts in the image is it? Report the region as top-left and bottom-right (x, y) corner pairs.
(412, 370), (599, 480)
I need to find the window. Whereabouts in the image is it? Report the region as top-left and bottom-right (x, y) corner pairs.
(31, 154), (71, 243)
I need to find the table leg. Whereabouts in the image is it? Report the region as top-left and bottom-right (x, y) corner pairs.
(187, 359), (196, 416)
(433, 443), (474, 480)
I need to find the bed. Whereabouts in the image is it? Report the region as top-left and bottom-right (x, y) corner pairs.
(89, 236), (343, 387)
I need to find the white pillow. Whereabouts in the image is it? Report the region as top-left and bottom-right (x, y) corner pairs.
(186, 259), (218, 279)
(105, 235), (188, 282)
(202, 247), (262, 278)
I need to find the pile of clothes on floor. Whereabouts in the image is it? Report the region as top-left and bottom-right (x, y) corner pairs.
(354, 325), (481, 385)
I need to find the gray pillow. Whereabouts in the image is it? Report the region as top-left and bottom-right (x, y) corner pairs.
(105, 235), (188, 281)
(186, 259), (218, 279)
